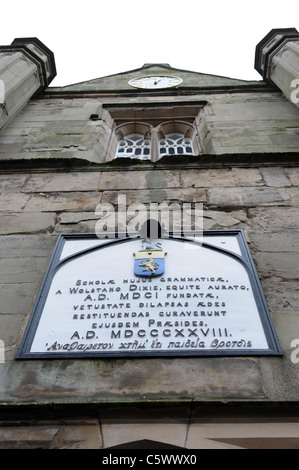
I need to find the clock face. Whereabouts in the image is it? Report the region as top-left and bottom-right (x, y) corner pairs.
(128, 75), (183, 89)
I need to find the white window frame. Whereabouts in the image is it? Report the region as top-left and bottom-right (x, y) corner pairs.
(114, 120), (198, 161)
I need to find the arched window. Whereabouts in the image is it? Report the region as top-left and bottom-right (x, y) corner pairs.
(104, 103), (205, 161)
(159, 133), (194, 156)
(110, 116), (201, 161)
(157, 121), (196, 158)
(114, 122), (152, 160)
(116, 134), (151, 159)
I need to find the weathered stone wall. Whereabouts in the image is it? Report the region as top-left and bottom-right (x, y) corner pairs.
(0, 98), (106, 163)
(0, 163), (298, 406)
(199, 93), (299, 154)
(1, 92), (299, 163)
(0, 83), (299, 448)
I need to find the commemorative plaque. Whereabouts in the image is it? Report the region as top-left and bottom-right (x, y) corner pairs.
(17, 230), (282, 358)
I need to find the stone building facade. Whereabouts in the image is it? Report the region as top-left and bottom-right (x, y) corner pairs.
(0, 29), (298, 449)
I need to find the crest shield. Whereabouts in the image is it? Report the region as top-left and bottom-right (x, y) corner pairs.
(134, 249), (166, 277)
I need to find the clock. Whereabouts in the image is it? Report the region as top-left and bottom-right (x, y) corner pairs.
(128, 75), (183, 89)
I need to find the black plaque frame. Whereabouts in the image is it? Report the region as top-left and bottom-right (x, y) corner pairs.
(16, 230), (282, 359)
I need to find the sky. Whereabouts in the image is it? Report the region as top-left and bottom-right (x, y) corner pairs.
(1, 0), (299, 87)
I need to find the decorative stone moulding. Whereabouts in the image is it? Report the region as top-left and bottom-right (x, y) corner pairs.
(255, 28), (299, 80)
(0, 37), (56, 130)
(255, 28), (299, 108)
(9, 37), (56, 91)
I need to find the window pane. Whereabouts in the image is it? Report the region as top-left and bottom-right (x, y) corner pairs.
(159, 132), (194, 156)
(116, 133), (151, 160)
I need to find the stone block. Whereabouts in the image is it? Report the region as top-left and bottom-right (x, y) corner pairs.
(54, 220), (98, 234)
(0, 314), (24, 347)
(23, 172), (101, 192)
(0, 192), (30, 211)
(25, 133), (85, 149)
(102, 189), (206, 205)
(3, 357), (264, 402)
(0, 174), (27, 192)
(221, 134), (272, 147)
(0, 257), (49, 283)
(0, 143), (24, 156)
(24, 192), (102, 212)
(180, 168), (263, 188)
(285, 168), (299, 186)
(0, 283), (39, 314)
(0, 235), (56, 258)
(272, 312), (299, 349)
(0, 213), (56, 234)
(52, 420), (103, 449)
(259, 354), (299, 401)
(262, 280), (299, 313)
(207, 187), (291, 207)
(249, 207), (299, 230)
(248, 231), (299, 252)
(287, 188), (299, 207)
(55, 210), (104, 233)
(99, 170), (180, 190)
(270, 133), (299, 146)
(58, 212), (100, 224)
(254, 252), (299, 279)
(0, 425), (58, 449)
(259, 167), (292, 187)
(212, 144), (282, 154)
(203, 210), (247, 228)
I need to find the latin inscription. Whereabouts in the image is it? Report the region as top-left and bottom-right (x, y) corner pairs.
(43, 275), (256, 353)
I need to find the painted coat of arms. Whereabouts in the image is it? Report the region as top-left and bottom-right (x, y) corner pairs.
(133, 239), (167, 277)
